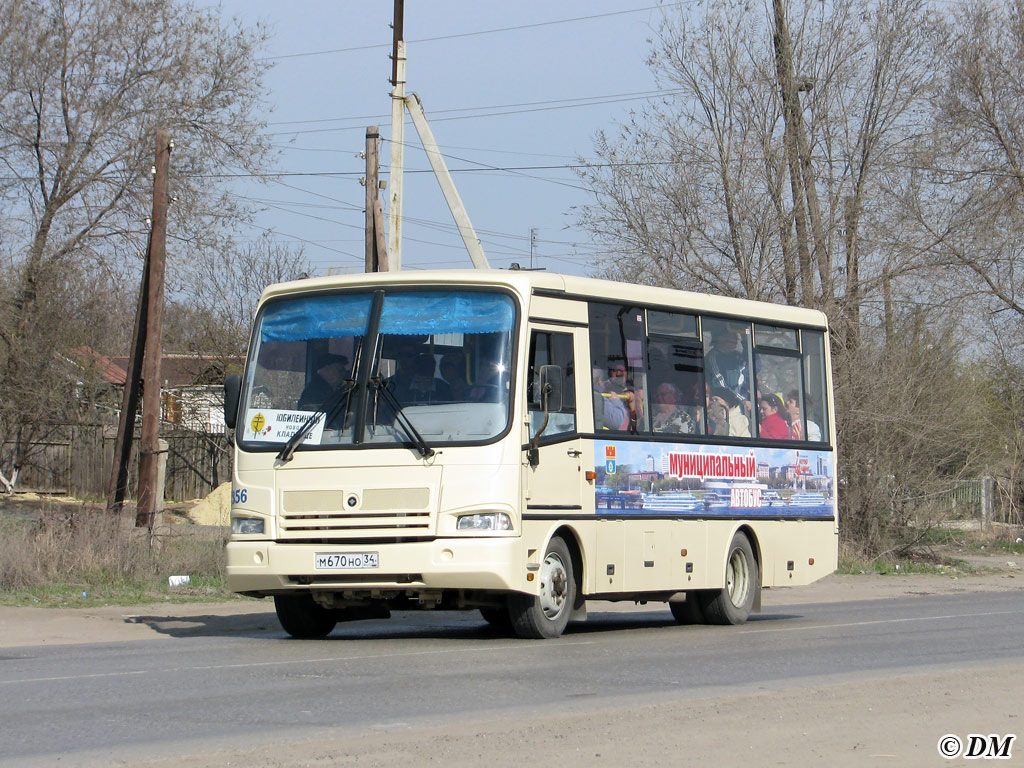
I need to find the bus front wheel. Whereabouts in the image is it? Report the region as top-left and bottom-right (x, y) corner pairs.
(479, 604), (513, 632)
(274, 593), (338, 639)
(699, 532), (758, 625)
(669, 593), (707, 624)
(508, 536), (576, 639)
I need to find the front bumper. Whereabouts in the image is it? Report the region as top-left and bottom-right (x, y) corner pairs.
(226, 536), (528, 596)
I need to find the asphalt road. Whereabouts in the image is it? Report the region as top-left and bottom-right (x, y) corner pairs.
(2, 591), (1023, 767)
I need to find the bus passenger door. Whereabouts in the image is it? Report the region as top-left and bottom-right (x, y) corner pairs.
(523, 326), (584, 514)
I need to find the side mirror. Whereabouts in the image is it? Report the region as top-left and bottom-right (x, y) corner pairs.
(539, 364), (563, 413)
(223, 374), (241, 430)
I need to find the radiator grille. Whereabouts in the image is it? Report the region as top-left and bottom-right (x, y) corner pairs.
(278, 487), (432, 540)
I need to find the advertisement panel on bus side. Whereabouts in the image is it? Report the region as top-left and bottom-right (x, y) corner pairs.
(595, 439), (835, 519)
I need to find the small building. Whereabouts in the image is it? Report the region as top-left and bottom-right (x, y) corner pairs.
(72, 347), (241, 434)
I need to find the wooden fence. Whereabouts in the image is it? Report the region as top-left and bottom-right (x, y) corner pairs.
(4, 425), (232, 501)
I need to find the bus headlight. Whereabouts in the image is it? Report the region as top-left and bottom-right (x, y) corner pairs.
(231, 516), (265, 535)
(456, 512), (512, 531)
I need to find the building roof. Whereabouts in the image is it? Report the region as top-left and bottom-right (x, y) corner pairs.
(73, 347), (241, 388)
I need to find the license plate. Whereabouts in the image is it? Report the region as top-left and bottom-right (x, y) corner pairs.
(314, 552), (379, 570)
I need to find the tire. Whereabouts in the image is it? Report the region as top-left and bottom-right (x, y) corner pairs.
(698, 531), (758, 625)
(479, 604), (514, 633)
(508, 536), (576, 639)
(669, 592), (707, 624)
(274, 593), (338, 639)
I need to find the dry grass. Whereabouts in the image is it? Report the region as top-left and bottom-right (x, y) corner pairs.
(0, 503), (229, 604)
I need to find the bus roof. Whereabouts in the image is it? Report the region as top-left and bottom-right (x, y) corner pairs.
(258, 269), (829, 330)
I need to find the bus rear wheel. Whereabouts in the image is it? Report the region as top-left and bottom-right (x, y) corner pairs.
(699, 531), (758, 625)
(508, 536), (575, 639)
(274, 593), (338, 638)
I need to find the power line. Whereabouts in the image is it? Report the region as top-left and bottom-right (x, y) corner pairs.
(263, 4), (682, 62)
(383, 138), (592, 192)
(233, 185), (601, 255)
(266, 88), (681, 128)
(186, 159), (671, 180)
(265, 90), (681, 137)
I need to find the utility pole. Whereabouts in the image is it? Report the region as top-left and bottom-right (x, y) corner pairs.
(364, 126), (388, 272)
(135, 128), (171, 529)
(380, 3), (489, 270)
(386, 0), (406, 270)
(105, 240), (149, 513)
(530, 228), (537, 270)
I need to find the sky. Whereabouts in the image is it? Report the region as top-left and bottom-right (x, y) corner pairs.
(207, 1), (673, 277)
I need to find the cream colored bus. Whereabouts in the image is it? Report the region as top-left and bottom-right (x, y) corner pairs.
(224, 269), (838, 639)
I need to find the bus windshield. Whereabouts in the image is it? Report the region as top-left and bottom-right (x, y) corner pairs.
(238, 289), (516, 451)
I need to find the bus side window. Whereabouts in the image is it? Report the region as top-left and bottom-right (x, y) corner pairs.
(702, 318), (753, 438)
(527, 331), (576, 437)
(588, 302), (648, 434)
(647, 342), (704, 438)
(801, 330), (828, 443)
(752, 323), (803, 441)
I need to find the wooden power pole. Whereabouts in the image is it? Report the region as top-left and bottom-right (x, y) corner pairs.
(365, 126), (388, 272)
(135, 128), (172, 528)
(106, 130), (172, 516)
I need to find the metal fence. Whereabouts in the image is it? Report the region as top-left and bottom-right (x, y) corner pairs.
(935, 477), (1023, 528)
(3, 425), (231, 501)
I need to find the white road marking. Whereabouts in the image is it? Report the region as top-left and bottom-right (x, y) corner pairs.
(0, 640), (597, 685)
(739, 609), (1020, 634)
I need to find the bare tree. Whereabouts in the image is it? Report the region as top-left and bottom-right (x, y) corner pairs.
(579, 0), (937, 325)
(169, 236), (310, 362)
(578, 3), (784, 301)
(577, 0), (996, 556)
(909, 0), (1024, 319)
(0, 0), (275, 490)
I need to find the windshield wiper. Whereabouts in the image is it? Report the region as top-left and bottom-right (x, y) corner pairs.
(370, 376), (435, 459)
(276, 379), (357, 463)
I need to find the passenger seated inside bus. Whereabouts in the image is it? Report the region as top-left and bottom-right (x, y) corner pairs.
(440, 352), (471, 401)
(707, 387), (750, 438)
(604, 357), (641, 430)
(757, 392), (791, 440)
(593, 366), (630, 430)
(297, 353), (350, 411)
(705, 324), (750, 405)
(393, 353), (452, 404)
(652, 382), (697, 434)
(788, 389), (822, 441)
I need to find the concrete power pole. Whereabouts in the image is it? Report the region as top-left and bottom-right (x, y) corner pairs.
(135, 128), (172, 528)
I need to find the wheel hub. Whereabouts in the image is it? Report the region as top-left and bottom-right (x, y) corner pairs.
(539, 553), (568, 619)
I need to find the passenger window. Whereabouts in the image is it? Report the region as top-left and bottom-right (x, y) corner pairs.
(800, 330), (828, 443)
(588, 303), (648, 433)
(647, 315), (703, 436)
(754, 323), (799, 350)
(702, 318), (753, 438)
(753, 352), (802, 440)
(527, 331), (576, 438)
(648, 311), (697, 338)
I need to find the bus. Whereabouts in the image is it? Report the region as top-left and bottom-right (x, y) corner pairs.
(224, 269), (838, 639)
